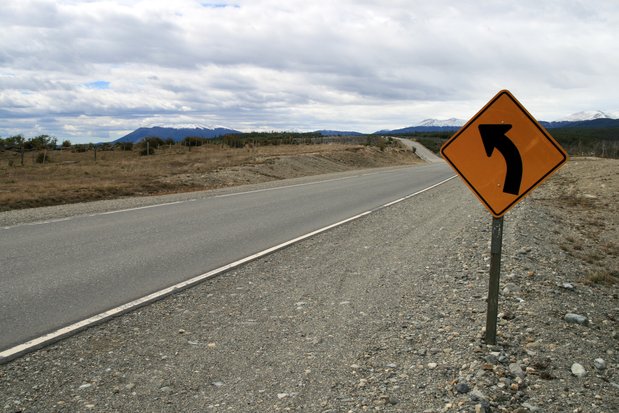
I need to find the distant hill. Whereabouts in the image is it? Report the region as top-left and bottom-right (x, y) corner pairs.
(316, 130), (364, 136)
(375, 125), (461, 135)
(114, 125), (241, 143)
(556, 110), (614, 122)
(374, 118), (465, 135)
(376, 117), (619, 135)
(540, 118), (619, 129)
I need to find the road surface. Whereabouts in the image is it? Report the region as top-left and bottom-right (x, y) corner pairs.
(395, 138), (444, 163)
(0, 162), (453, 352)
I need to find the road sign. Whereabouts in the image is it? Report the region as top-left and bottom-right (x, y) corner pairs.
(440, 90), (568, 217)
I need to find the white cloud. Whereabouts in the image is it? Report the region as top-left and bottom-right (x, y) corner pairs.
(0, 0), (617, 142)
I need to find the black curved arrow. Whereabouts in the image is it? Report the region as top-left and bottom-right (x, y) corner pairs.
(478, 124), (522, 195)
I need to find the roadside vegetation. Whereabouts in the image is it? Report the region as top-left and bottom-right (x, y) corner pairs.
(0, 133), (411, 212)
(549, 127), (619, 158)
(392, 128), (618, 159)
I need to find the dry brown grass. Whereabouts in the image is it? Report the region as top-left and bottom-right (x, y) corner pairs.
(0, 143), (419, 211)
(582, 270), (618, 286)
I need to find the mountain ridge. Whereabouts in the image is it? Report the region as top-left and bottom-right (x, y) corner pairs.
(113, 111), (619, 142)
(113, 126), (241, 143)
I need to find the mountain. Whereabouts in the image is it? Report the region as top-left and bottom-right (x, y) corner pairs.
(374, 118), (465, 135)
(540, 118), (619, 129)
(417, 118), (466, 128)
(557, 110), (614, 122)
(376, 112), (619, 135)
(114, 125), (241, 143)
(316, 130), (364, 136)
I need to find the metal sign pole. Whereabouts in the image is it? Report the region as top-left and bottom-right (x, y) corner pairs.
(485, 216), (504, 345)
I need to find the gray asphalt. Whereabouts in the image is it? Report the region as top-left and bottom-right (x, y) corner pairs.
(0, 163), (453, 351)
(395, 138), (445, 163)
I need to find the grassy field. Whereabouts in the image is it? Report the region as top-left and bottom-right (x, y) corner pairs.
(0, 141), (417, 212)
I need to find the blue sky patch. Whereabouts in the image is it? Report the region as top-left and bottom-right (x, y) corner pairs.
(200, 3), (239, 8)
(85, 80), (110, 90)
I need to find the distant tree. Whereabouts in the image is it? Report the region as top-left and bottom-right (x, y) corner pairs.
(183, 136), (206, 147)
(72, 144), (89, 153)
(28, 135), (56, 163)
(5, 134), (25, 149)
(141, 136), (165, 148)
(62, 140), (72, 148)
(98, 143), (113, 151)
(139, 146), (155, 156)
(115, 142), (134, 151)
(26, 135), (57, 151)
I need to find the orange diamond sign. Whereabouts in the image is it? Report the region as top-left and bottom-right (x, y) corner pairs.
(440, 90), (568, 217)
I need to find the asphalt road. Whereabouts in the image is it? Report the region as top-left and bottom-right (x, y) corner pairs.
(0, 162), (453, 351)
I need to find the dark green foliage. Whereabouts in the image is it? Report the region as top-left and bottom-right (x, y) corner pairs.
(96, 143), (114, 151)
(141, 136), (165, 148)
(212, 131), (329, 148)
(182, 137), (207, 147)
(115, 142), (134, 151)
(72, 144), (89, 153)
(550, 127), (618, 158)
(25, 135), (57, 150)
(139, 146), (155, 156)
(415, 137), (449, 154)
(35, 152), (50, 163)
(395, 129), (618, 158)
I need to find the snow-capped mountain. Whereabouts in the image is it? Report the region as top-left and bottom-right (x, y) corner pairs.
(147, 123), (236, 130)
(114, 125), (241, 143)
(417, 118), (466, 127)
(557, 110), (615, 122)
(374, 118), (465, 135)
(148, 123), (212, 129)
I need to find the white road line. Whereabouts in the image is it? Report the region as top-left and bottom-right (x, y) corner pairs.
(1, 168), (408, 230)
(213, 176), (355, 198)
(213, 168), (414, 199)
(96, 200), (196, 216)
(1, 200), (197, 230)
(380, 176), (456, 208)
(0, 175), (456, 364)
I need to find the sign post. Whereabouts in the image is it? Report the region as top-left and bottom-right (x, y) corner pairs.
(440, 90), (568, 344)
(485, 217), (504, 345)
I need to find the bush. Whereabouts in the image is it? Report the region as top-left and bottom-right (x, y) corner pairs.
(183, 137), (206, 147)
(140, 147), (155, 156)
(116, 142), (134, 151)
(36, 152), (50, 163)
(72, 144), (88, 153)
(141, 136), (165, 148)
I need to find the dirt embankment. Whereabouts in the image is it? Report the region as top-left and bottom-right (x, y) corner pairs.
(0, 144), (419, 212)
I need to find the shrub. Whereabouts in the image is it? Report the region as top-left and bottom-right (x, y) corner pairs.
(140, 147), (155, 156)
(141, 136), (165, 148)
(72, 144), (88, 153)
(36, 152), (50, 163)
(116, 142), (134, 151)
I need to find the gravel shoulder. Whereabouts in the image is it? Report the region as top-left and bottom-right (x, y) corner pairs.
(1, 158), (617, 413)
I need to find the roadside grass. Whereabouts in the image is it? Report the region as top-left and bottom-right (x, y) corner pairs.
(582, 270), (618, 286)
(0, 143), (417, 211)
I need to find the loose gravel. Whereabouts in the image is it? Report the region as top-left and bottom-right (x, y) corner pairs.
(1, 159), (617, 413)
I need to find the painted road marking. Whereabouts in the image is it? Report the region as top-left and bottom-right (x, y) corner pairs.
(0, 175), (455, 363)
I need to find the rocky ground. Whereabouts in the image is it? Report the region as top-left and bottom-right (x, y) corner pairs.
(0, 157), (617, 412)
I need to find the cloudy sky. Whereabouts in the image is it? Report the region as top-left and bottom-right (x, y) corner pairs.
(1, 0), (618, 143)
